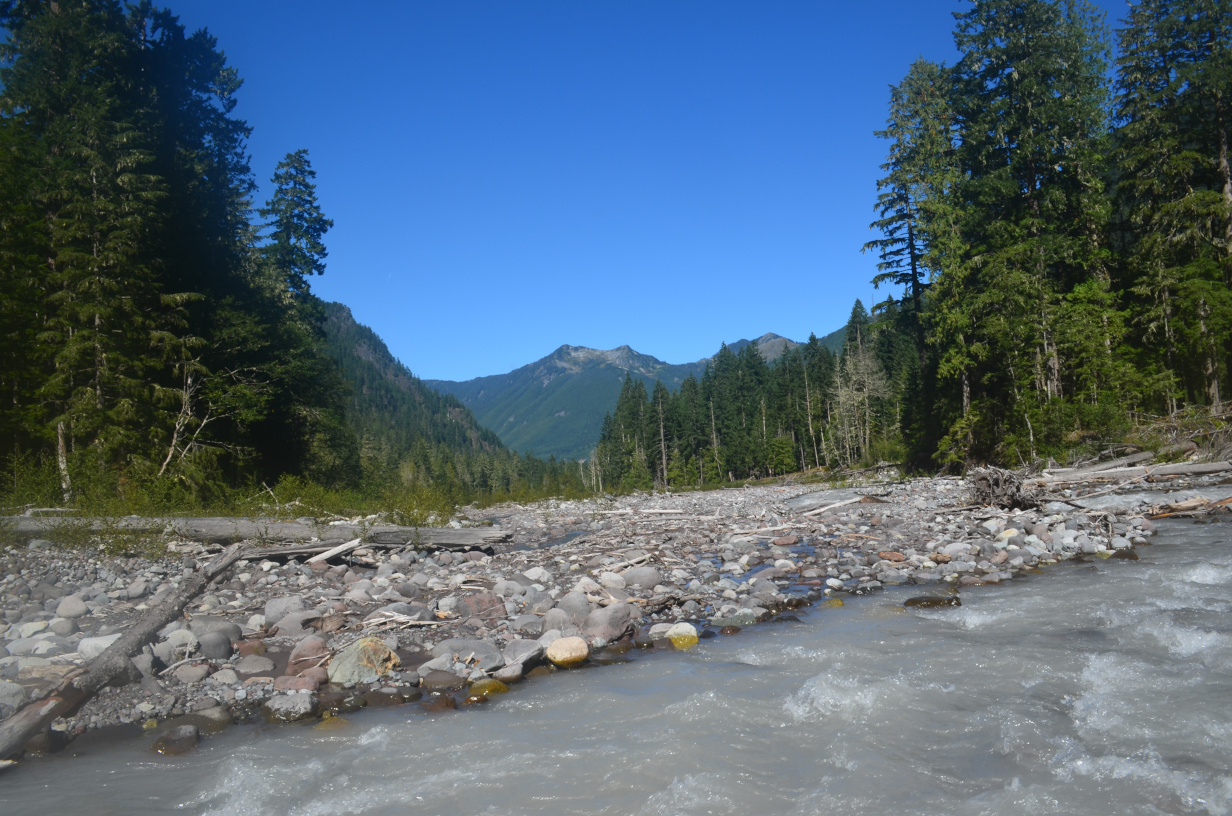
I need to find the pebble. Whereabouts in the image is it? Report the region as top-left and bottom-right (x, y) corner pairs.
(545, 636), (589, 668)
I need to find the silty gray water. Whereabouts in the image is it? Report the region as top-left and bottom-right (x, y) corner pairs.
(2, 516), (1229, 815)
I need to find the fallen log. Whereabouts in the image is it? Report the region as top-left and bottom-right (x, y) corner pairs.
(1037, 461), (1231, 486)
(5, 516), (511, 548)
(969, 467), (1041, 510)
(0, 542), (249, 762)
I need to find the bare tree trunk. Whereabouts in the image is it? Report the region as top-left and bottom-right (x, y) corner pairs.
(657, 393), (668, 488)
(1217, 94), (1232, 288)
(55, 421), (71, 503)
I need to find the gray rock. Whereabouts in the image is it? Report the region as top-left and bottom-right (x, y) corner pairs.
(541, 608), (573, 633)
(272, 610), (321, 639)
(493, 579), (525, 598)
(56, 595), (89, 619)
(263, 693), (318, 723)
(152, 724), (199, 755)
(582, 603), (635, 643)
(0, 678), (26, 710)
(623, 567), (662, 589)
(174, 663), (209, 684)
(188, 617), (243, 642)
(711, 609), (759, 627)
(492, 663), (524, 683)
(511, 614), (543, 635)
(327, 636), (401, 685)
(555, 592), (592, 627)
(77, 633), (123, 661)
(263, 595), (306, 626)
(502, 638), (544, 668)
(47, 617), (77, 637)
(198, 630), (233, 659)
(234, 654), (276, 675)
(125, 580), (148, 600)
(430, 638), (504, 672)
(209, 668), (239, 685)
(522, 566), (554, 585)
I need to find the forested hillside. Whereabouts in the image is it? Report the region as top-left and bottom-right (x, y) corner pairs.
(0, 1), (583, 509)
(428, 334), (803, 460)
(861, 0), (1232, 468)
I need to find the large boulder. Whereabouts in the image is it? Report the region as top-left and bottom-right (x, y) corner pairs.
(272, 610), (322, 639)
(77, 633), (123, 661)
(542, 608), (574, 633)
(430, 638), (503, 673)
(327, 637), (400, 685)
(582, 603), (635, 644)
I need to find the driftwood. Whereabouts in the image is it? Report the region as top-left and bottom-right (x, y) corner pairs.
(1036, 461), (1231, 486)
(0, 542), (249, 762)
(5, 516), (511, 549)
(969, 467), (1040, 510)
(305, 538), (363, 564)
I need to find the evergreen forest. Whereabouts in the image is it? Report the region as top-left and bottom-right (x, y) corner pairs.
(0, 0), (586, 512)
(2, 0), (1230, 511)
(593, 0), (1232, 489)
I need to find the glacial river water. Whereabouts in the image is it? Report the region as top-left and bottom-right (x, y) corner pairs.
(2, 515), (1230, 815)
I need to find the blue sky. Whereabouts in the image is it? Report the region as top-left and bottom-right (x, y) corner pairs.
(170, 0), (1129, 381)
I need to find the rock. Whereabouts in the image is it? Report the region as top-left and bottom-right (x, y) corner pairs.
(125, 580), (148, 599)
(152, 724), (199, 755)
(555, 592), (592, 626)
(623, 566), (662, 588)
(272, 610), (322, 639)
(582, 603), (634, 643)
(198, 630), (233, 660)
(492, 663), (524, 683)
(541, 608), (573, 633)
(493, 580), (525, 598)
(0, 679), (26, 710)
(469, 677), (509, 697)
(47, 617), (77, 637)
(545, 635), (589, 668)
(665, 622), (699, 650)
(420, 670), (466, 691)
(234, 654), (276, 675)
(263, 693), (318, 723)
(274, 675), (320, 691)
(430, 638), (503, 672)
(511, 615), (543, 635)
(264, 595), (306, 626)
(572, 576), (602, 594)
(288, 635), (328, 674)
(165, 629), (199, 654)
(210, 668), (238, 684)
(55, 595), (88, 619)
(327, 636), (401, 685)
(599, 572), (626, 589)
(878, 551), (905, 562)
(174, 664), (210, 684)
(711, 609), (759, 627)
(502, 638), (544, 668)
(77, 633), (123, 661)
(454, 592), (504, 619)
(188, 617), (243, 642)
(523, 566), (554, 585)
(772, 535), (799, 546)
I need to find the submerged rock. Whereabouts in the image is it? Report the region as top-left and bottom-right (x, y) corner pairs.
(152, 724), (199, 755)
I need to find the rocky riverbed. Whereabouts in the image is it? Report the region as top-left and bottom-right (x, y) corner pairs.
(2, 471), (1228, 760)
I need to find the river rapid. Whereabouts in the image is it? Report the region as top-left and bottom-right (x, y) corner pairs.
(2, 515), (1230, 815)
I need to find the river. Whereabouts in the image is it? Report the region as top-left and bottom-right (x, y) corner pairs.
(2, 514), (1229, 815)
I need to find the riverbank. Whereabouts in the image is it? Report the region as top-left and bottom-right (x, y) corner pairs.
(2, 471), (1229, 762)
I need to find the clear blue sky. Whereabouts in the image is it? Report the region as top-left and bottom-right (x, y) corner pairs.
(170, 0), (1129, 381)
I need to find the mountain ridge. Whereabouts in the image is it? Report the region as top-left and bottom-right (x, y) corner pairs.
(425, 331), (834, 460)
